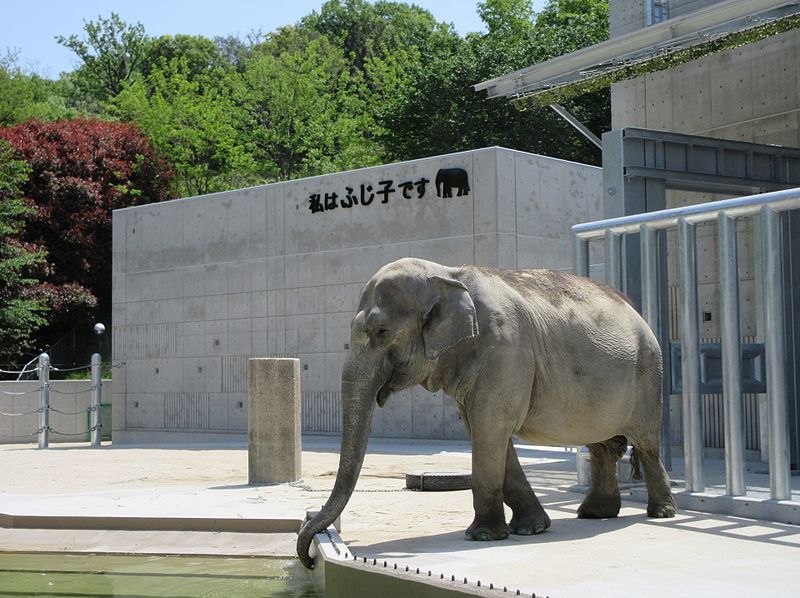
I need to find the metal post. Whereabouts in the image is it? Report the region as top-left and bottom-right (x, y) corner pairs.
(37, 353), (49, 449)
(90, 353), (102, 448)
(718, 213), (745, 496)
(605, 230), (622, 289)
(640, 224), (671, 466)
(573, 235), (590, 277)
(678, 219), (704, 492)
(640, 225), (659, 331)
(761, 206), (791, 500)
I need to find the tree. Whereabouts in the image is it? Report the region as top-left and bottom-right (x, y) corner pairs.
(0, 118), (174, 348)
(113, 57), (253, 196)
(0, 142), (48, 365)
(302, 0), (458, 72)
(144, 34), (231, 81)
(0, 55), (78, 126)
(56, 12), (150, 101)
(239, 27), (381, 181)
(379, 0), (610, 165)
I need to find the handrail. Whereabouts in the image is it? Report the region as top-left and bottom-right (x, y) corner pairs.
(572, 186), (800, 239)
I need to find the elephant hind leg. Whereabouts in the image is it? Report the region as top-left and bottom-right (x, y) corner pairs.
(630, 441), (676, 518)
(577, 435), (627, 519)
(503, 440), (550, 535)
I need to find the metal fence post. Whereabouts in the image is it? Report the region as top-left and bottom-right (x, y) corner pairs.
(640, 224), (671, 466)
(573, 235), (590, 277)
(761, 206), (791, 500)
(718, 213), (745, 496)
(605, 230), (622, 289)
(90, 353), (102, 448)
(678, 218), (704, 492)
(37, 353), (49, 449)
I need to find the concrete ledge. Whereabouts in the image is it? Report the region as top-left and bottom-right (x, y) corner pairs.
(0, 512), (303, 533)
(112, 430), (247, 444)
(312, 528), (499, 597)
(674, 492), (800, 525)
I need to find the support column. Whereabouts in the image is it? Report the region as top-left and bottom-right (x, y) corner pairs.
(248, 358), (302, 484)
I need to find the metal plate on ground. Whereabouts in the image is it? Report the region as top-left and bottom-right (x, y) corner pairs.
(405, 470), (471, 491)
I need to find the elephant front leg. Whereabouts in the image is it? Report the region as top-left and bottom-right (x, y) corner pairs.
(503, 440), (550, 535)
(465, 428), (510, 541)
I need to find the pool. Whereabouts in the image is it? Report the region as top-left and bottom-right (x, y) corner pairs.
(0, 553), (319, 597)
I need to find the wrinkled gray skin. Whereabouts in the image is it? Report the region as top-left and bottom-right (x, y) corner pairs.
(296, 258), (676, 568)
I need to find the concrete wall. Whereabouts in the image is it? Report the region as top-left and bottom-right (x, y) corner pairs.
(0, 380), (113, 443)
(610, 1), (800, 144)
(112, 147), (602, 443)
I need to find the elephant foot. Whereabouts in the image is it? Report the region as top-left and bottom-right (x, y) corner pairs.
(465, 519), (510, 541)
(577, 494), (621, 519)
(509, 509), (551, 535)
(647, 499), (676, 518)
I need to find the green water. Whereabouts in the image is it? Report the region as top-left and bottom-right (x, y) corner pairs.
(0, 553), (319, 597)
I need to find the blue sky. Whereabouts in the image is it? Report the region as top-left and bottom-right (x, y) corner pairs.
(2, 0), (547, 78)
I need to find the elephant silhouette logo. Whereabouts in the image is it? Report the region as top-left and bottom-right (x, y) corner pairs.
(435, 168), (470, 198)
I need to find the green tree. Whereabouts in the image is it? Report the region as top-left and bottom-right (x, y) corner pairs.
(0, 142), (48, 365)
(379, 0), (609, 165)
(240, 27), (381, 181)
(113, 57), (252, 196)
(0, 55), (78, 126)
(478, 0), (535, 36)
(144, 34), (231, 81)
(302, 0), (458, 72)
(56, 12), (150, 101)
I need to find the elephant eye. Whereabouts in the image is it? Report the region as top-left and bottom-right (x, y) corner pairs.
(371, 327), (391, 342)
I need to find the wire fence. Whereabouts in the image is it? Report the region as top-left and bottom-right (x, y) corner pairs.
(0, 353), (117, 449)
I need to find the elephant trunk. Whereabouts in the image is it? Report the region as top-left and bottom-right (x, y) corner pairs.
(296, 360), (382, 568)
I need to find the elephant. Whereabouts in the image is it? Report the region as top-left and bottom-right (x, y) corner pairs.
(435, 168), (470, 198)
(296, 257), (676, 568)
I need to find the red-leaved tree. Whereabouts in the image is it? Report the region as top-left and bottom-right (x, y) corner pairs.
(0, 118), (174, 357)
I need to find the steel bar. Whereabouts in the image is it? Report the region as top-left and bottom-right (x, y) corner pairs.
(475, 1), (794, 98)
(549, 104), (602, 149)
(640, 224), (671, 466)
(761, 206), (791, 500)
(717, 213), (746, 496)
(573, 236), (590, 277)
(573, 187), (800, 240)
(90, 353), (102, 448)
(37, 353), (49, 450)
(640, 225), (659, 331)
(678, 219), (704, 492)
(604, 230), (622, 289)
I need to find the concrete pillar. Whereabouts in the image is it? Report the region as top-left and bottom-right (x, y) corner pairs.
(248, 358), (301, 484)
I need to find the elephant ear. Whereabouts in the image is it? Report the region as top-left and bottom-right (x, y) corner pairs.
(421, 276), (479, 360)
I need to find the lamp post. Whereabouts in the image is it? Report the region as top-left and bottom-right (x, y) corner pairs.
(93, 323), (106, 357)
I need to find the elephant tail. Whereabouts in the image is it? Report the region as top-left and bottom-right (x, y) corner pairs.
(630, 445), (643, 481)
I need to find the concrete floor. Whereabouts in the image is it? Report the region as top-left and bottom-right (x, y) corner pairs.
(1, 437), (798, 597)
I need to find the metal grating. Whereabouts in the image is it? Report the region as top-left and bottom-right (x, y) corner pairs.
(164, 392), (210, 429)
(116, 324), (177, 360)
(302, 391), (341, 434)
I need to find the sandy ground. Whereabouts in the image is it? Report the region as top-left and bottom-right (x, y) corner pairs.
(2, 438), (799, 597)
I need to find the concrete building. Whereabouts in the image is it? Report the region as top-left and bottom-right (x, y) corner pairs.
(476, 0), (800, 466)
(111, 148), (602, 443)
